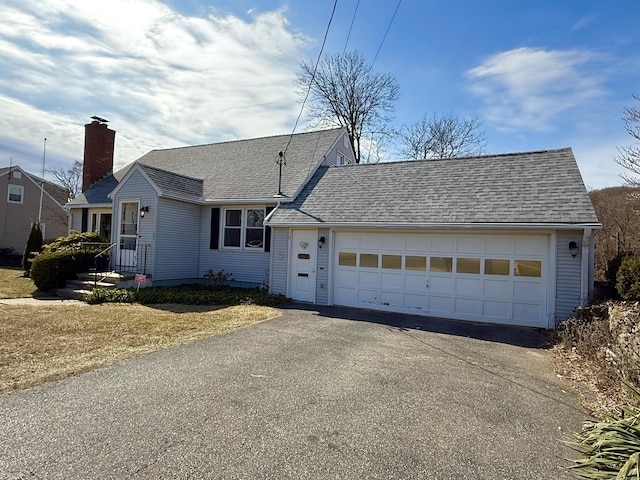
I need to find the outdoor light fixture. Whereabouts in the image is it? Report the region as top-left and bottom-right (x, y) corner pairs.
(569, 241), (579, 258)
(318, 236), (326, 249)
(140, 206), (149, 218)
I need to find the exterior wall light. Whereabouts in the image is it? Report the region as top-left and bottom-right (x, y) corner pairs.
(140, 206), (149, 218)
(569, 240), (579, 258)
(318, 236), (326, 249)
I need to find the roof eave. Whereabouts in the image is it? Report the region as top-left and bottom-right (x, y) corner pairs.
(265, 221), (603, 230)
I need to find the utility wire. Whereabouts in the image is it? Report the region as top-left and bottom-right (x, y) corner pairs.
(343, 0), (361, 52)
(283, 0), (338, 157)
(372, 0), (402, 66)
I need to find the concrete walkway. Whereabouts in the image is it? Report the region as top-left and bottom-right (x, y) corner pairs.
(0, 296), (87, 306)
(0, 305), (585, 479)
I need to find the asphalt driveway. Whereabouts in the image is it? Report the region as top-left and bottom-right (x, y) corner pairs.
(0, 305), (585, 479)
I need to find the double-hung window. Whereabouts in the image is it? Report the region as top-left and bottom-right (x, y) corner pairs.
(223, 208), (265, 250)
(8, 184), (23, 204)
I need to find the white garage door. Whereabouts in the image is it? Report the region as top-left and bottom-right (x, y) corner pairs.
(333, 233), (550, 328)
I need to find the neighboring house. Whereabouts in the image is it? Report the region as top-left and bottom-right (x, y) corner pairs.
(267, 148), (600, 329)
(0, 165), (68, 253)
(68, 118), (599, 329)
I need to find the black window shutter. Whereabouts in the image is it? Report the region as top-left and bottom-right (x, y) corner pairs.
(81, 208), (88, 232)
(210, 207), (220, 249)
(264, 206), (274, 252)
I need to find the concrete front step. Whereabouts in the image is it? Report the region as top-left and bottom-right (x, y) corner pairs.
(67, 279), (117, 290)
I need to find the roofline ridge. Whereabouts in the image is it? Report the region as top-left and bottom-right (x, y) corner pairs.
(146, 127), (344, 154)
(330, 147), (574, 168)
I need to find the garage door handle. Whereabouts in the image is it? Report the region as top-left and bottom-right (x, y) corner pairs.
(426, 281), (429, 288)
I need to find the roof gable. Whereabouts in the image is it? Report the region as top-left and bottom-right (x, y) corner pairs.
(268, 148), (600, 226)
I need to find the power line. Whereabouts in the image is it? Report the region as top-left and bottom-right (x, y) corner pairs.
(283, 0), (338, 157)
(372, 0), (402, 66)
(343, 0), (361, 53)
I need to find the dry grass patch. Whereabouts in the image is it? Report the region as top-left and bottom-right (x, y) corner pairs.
(0, 267), (40, 299)
(0, 303), (280, 395)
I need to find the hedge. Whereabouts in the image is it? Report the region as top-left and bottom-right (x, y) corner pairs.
(30, 250), (97, 291)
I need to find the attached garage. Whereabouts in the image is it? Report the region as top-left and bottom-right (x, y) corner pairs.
(267, 148), (601, 329)
(333, 232), (549, 327)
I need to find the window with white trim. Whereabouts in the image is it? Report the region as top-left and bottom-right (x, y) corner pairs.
(7, 184), (24, 204)
(336, 153), (347, 166)
(223, 208), (265, 250)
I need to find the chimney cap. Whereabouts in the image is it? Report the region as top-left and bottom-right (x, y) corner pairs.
(91, 115), (109, 123)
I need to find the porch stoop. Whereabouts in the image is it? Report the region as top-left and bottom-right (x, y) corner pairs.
(56, 272), (153, 301)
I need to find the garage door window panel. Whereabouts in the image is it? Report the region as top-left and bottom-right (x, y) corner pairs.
(359, 253), (378, 268)
(485, 259), (510, 275)
(514, 260), (542, 277)
(430, 257), (453, 272)
(405, 256), (426, 271)
(382, 255), (402, 269)
(456, 258), (481, 274)
(338, 252), (357, 266)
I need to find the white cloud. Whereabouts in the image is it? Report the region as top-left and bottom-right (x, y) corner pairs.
(0, 0), (309, 174)
(466, 47), (604, 131)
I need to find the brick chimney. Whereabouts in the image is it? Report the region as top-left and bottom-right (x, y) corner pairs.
(82, 117), (115, 192)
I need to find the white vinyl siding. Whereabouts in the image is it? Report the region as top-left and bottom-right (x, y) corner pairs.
(316, 228), (330, 304)
(270, 228), (289, 295)
(199, 207), (270, 284)
(111, 169), (158, 275)
(555, 231), (583, 321)
(154, 197), (200, 280)
(320, 132), (356, 166)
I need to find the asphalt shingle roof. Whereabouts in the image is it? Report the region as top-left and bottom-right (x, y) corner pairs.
(134, 128), (343, 200)
(66, 128), (344, 206)
(139, 165), (203, 202)
(268, 148), (600, 225)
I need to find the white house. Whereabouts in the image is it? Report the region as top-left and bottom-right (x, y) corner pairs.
(67, 121), (599, 329)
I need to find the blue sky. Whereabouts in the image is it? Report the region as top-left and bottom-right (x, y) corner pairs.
(1, 0), (638, 190)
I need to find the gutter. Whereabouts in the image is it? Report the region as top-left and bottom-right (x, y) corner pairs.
(264, 221), (603, 230)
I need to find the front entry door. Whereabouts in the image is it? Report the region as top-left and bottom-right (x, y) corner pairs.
(118, 202), (138, 269)
(290, 230), (317, 302)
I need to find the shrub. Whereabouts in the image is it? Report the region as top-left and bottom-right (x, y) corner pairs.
(31, 250), (96, 291)
(606, 252), (633, 298)
(42, 231), (107, 253)
(87, 284), (290, 307)
(617, 255), (640, 300)
(568, 380), (640, 479)
(22, 222), (43, 273)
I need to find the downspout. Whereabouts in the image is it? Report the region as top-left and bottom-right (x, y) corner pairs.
(580, 228), (592, 306)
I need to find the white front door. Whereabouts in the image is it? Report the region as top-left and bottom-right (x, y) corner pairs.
(118, 201), (138, 269)
(290, 230), (317, 302)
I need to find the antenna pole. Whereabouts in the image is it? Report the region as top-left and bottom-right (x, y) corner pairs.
(276, 151), (285, 197)
(38, 138), (46, 223)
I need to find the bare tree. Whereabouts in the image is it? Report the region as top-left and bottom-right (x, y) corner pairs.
(616, 94), (640, 186)
(399, 113), (487, 160)
(299, 51), (400, 163)
(48, 160), (82, 201)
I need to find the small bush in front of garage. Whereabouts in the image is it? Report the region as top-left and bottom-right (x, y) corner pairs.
(87, 285), (290, 307)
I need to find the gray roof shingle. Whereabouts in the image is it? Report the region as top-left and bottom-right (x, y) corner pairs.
(67, 128), (344, 206)
(139, 165), (203, 202)
(135, 128), (343, 200)
(268, 148), (600, 225)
